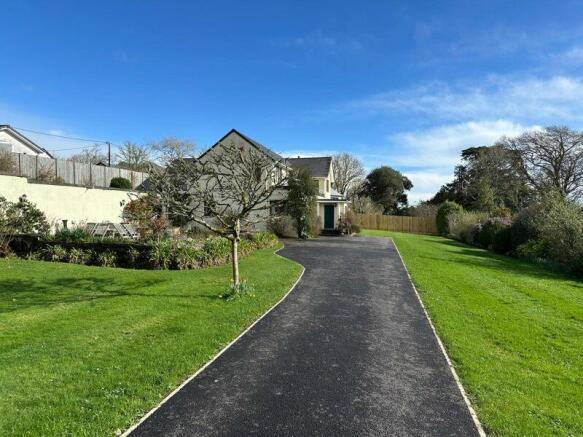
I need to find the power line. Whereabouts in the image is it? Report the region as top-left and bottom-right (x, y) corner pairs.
(13, 126), (111, 144)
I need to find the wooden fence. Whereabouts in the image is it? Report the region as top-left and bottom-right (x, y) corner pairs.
(3, 152), (148, 189)
(355, 214), (438, 235)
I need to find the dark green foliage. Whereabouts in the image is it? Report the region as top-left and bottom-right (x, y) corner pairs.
(286, 168), (319, 238)
(52, 228), (90, 243)
(351, 223), (361, 234)
(436, 201), (463, 236)
(2, 195), (50, 235)
(361, 166), (412, 214)
(429, 145), (531, 212)
(476, 219), (511, 251)
(109, 177), (132, 189)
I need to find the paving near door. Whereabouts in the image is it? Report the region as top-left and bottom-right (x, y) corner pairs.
(130, 237), (479, 436)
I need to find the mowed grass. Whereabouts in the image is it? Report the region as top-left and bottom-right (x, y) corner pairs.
(0, 246), (302, 436)
(362, 230), (583, 436)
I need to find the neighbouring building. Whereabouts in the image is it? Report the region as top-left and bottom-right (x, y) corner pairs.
(0, 125), (53, 158)
(198, 129), (349, 232)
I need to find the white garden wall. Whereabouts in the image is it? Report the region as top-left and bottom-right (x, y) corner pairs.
(0, 175), (134, 230)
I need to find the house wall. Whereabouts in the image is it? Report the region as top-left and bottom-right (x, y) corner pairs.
(317, 201), (347, 229)
(0, 131), (50, 157)
(0, 174), (134, 231)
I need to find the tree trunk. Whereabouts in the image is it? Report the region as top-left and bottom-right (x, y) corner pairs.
(231, 219), (241, 285)
(231, 237), (239, 285)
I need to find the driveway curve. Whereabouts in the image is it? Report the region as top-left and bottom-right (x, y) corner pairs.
(130, 236), (479, 436)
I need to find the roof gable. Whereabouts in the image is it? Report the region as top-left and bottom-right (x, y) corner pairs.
(0, 125), (54, 158)
(198, 129), (285, 163)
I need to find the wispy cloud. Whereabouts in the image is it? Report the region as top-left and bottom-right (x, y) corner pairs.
(337, 75), (583, 124)
(388, 119), (536, 168)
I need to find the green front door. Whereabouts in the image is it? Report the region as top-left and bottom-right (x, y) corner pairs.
(324, 204), (335, 229)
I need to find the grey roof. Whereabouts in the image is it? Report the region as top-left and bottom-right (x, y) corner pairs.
(235, 130), (285, 163)
(198, 129), (285, 163)
(287, 157), (332, 178)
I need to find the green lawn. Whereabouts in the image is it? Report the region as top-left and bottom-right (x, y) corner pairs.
(0, 246), (302, 436)
(362, 230), (583, 436)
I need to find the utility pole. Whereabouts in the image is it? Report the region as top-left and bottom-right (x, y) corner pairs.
(107, 141), (111, 166)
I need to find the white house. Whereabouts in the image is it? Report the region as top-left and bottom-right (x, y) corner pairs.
(199, 129), (349, 232)
(0, 125), (53, 158)
(286, 156), (349, 231)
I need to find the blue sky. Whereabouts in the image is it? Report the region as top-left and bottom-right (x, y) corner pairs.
(3, 1), (583, 202)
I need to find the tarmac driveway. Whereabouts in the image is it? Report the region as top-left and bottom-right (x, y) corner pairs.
(130, 236), (479, 436)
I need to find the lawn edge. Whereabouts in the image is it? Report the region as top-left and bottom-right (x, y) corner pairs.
(389, 236), (487, 437)
(120, 243), (305, 436)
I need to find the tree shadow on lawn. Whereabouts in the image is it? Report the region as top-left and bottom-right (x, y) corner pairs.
(428, 238), (583, 286)
(0, 276), (221, 314)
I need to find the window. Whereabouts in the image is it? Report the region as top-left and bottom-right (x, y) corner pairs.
(270, 200), (285, 216)
(326, 180), (330, 192)
(0, 142), (11, 153)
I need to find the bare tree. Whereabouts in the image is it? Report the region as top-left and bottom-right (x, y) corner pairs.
(146, 140), (287, 285)
(150, 137), (196, 166)
(70, 144), (107, 164)
(332, 153), (365, 197)
(505, 126), (583, 200)
(116, 142), (152, 171)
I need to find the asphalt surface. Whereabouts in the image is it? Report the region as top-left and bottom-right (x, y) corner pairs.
(130, 236), (479, 436)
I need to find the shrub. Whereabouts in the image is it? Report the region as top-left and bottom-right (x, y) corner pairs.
(266, 216), (293, 238)
(201, 236), (231, 266)
(536, 198), (583, 267)
(45, 245), (67, 262)
(174, 242), (202, 270)
(68, 247), (90, 264)
(447, 210), (487, 244)
(436, 201), (464, 236)
(53, 228), (89, 243)
(97, 250), (116, 267)
(515, 239), (547, 261)
(127, 247), (140, 267)
(476, 218), (512, 250)
(351, 223), (361, 234)
(491, 226), (513, 254)
(123, 197), (156, 237)
(149, 240), (174, 269)
(510, 205), (540, 249)
(249, 232), (278, 249)
(7, 195), (50, 235)
(109, 177), (132, 189)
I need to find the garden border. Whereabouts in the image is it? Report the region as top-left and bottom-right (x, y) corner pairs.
(391, 237), (487, 437)
(120, 244), (305, 436)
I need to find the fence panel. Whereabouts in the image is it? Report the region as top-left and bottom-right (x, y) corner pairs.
(7, 152), (148, 189)
(355, 213), (437, 235)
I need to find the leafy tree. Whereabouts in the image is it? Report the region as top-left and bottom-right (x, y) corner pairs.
(361, 166), (412, 214)
(332, 153), (365, 197)
(286, 168), (319, 238)
(504, 126), (583, 200)
(429, 145), (531, 212)
(436, 200), (463, 236)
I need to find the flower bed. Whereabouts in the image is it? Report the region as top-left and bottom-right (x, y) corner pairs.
(9, 232), (279, 270)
